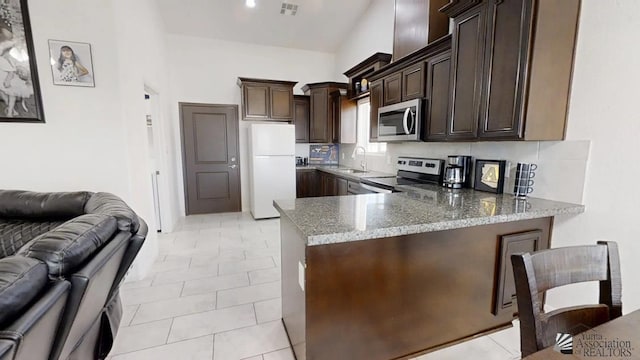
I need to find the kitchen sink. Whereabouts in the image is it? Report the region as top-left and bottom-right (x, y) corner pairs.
(336, 169), (367, 174)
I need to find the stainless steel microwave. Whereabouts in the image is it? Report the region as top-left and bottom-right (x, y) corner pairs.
(377, 98), (422, 142)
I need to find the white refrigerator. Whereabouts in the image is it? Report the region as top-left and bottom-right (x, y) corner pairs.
(248, 123), (296, 219)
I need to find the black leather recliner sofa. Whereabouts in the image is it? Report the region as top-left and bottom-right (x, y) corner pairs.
(0, 190), (148, 360)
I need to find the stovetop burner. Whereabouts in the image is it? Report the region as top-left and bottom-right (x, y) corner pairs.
(361, 157), (445, 191)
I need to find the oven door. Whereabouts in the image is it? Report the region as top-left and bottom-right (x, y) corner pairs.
(378, 99), (422, 142)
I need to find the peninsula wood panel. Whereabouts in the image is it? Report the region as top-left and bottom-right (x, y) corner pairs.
(281, 216), (552, 360)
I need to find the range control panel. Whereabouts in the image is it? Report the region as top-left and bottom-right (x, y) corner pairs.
(397, 156), (444, 176)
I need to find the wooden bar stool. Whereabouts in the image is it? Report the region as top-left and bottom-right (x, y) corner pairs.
(511, 241), (621, 357)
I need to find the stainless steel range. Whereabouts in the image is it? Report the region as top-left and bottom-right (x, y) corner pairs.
(361, 156), (445, 193)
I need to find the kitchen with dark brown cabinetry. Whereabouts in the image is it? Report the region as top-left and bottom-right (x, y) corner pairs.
(283, 0), (593, 359)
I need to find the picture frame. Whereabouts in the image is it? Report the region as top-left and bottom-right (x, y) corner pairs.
(48, 40), (95, 87)
(474, 159), (507, 194)
(0, 0), (45, 123)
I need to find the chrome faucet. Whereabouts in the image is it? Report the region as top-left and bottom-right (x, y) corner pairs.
(351, 146), (367, 172)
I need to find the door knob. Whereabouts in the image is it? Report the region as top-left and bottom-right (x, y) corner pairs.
(229, 164), (237, 169)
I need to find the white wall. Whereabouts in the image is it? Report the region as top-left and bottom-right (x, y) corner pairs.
(0, 0), (179, 281)
(334, 0), (640, 311)
(110, 0), (181, 279)
(544, 0), (640, 312)
(334, 0), (395, 81)
(166, 35), (340, 213)
(0, 1), (129, 196)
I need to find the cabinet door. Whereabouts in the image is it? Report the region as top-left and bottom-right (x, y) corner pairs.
(242, 83), (270, 120)
(383, 72), (402, 106)
(321, 173), (338, 196)
(425, 52), (451, 140)
(296, 170), (317, 198)
(448, 4), (486, 139)
(478, 0), (533, 139)
(330, 92), (341, 143)
(309, 88), (330, 143)
(339, 96), (357, 144)
(293, 96), (310, 143)
(493, 230), (542, 316)
(402, 63), (425, 101)
(270, 85), (294, 120)
(337, 177), (348, 196)
(369, 80), (383, 142)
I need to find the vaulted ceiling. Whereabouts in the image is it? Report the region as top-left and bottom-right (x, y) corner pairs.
(156, 0), (373, 53)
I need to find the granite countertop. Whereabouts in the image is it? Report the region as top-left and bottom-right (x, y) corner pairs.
(274, 183), (584, 246)
(296, 165), (396, 181)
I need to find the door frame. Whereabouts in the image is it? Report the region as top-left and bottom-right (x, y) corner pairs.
(179, 102), (242, 215)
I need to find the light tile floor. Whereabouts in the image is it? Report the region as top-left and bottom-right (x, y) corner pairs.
(110, 212), (522, 360)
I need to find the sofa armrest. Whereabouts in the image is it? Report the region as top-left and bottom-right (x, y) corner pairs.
(18, 214), (117, 278)
(109, 217), (148, 300)
(0, 190), (92, 220)
(84, 193), (140, 233)
(0, 257), (48, 326)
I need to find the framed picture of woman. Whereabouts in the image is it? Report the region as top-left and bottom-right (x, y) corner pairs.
(0, 0), (45, 123)
(48, 40), (95, 88)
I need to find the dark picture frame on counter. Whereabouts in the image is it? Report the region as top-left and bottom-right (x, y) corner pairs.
(474, 159), (507, 194)
(0, 0), (45, 123)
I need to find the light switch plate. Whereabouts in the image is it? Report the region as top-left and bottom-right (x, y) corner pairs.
(298, 261), (305, 292)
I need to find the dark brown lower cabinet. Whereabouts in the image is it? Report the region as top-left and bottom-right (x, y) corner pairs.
(320, 172), (338, 197)
(296, 170), (318, 198)
(281, 216), (552, 360)
(336, 178), (348, 196)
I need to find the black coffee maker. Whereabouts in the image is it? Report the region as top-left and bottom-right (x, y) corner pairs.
(442, 155), (472, 189)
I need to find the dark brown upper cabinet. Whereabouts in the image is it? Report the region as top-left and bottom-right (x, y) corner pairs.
(343, 53), (392, 101)
(367, 35), (452, 142)
(393, 0), (450, 61)
(402, 63), (425, 101)
(237, 78), (297, 121)
(442, 0), (580, 141)
(369, 79), (383, 143)
(302, 82), (348, 143)
(424, 51), (451, 141)
(293, 95), (310, 143)
(331, 91), (357, 144)
(383, 72), (402, 106)
(447, 5), (486, 140)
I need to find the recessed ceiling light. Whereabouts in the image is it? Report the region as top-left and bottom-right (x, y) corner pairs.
(246, 0), (256, 8)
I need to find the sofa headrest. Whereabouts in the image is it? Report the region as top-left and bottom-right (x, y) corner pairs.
(18, 214), (118, 278)
(84, 192), (140, 233)
(0, 256), (48, 325)
(0, 190), (93, 220)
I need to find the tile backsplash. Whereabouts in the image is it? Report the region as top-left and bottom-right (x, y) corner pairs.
(339, 140), (590, 204)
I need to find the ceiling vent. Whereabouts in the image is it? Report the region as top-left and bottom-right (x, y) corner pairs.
(280, 2), (298, 16)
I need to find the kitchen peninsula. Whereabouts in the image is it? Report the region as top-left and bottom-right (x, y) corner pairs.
(274, 186), (584, 360)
